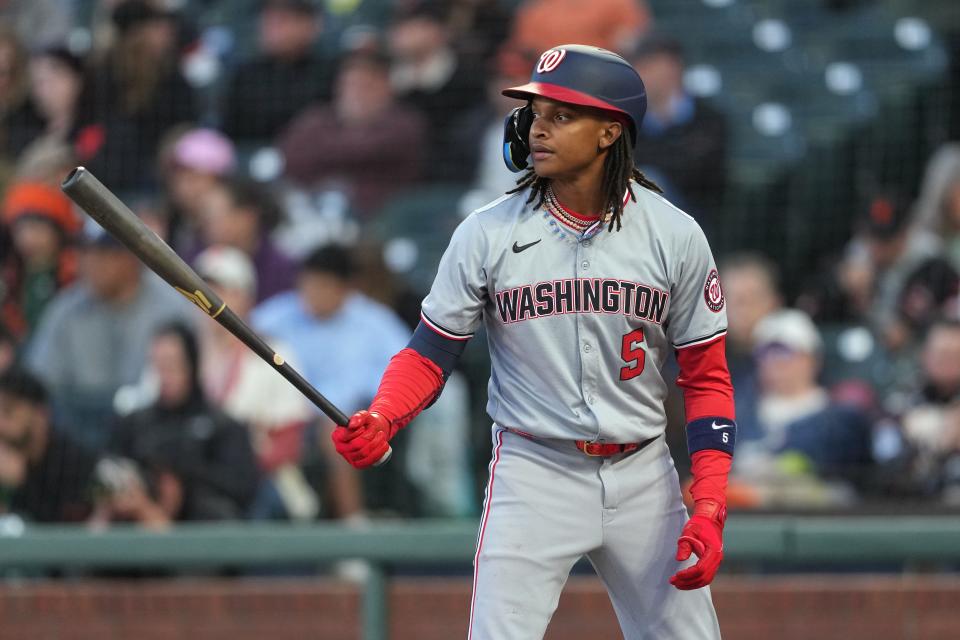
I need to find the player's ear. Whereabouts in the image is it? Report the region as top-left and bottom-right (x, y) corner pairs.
(598, 120), (623, 151)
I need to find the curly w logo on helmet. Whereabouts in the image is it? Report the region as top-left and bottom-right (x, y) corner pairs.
(536, 48), (567, 73)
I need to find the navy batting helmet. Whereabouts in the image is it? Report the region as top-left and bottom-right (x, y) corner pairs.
(500, 44), (647, 172)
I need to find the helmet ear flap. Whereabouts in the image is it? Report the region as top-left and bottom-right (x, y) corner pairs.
(502, 104), (533, 172)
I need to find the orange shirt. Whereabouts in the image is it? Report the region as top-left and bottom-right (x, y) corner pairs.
(511, 0), (652, 56)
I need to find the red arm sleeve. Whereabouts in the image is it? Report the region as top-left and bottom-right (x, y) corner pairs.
(689, 449), (732, 509)
(676, 334), (736, 456)
(675, 334), (735, 421)
(368, 348), (445, 433)
(677, 335), (735, 509)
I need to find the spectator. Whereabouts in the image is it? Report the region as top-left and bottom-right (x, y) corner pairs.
(1, 181), (81, 340)
(252, 244), (411, 420)
(509, 0), (650, 58)
(13, 138), (77, 187)
(387, 2), (484, 183)
(796, 251), (872, 326)
(719, 253), (783, 366)
(197, 176), (297, 303)
(896, 257), (960, 342)
(25, 220), (194, 450)
(0, 323), (16, 374)
(0, 0), (73, 51)
(27, 47), (85, 148)
(73, 0), (197, 192)
(909, 143), (960, 270)
(718, 253), (784, 437)
(454, 47), (534, 212)
(629, 34), (728, 227)
(194, 246), (319, 520)
(0, 28), (45, 166)
(894, 319), (960, 502)
(96, 323), (260, 525)
(843, 193), (939, 352)
(160, 128), (236, 254)
(221, 0), (332, 144)
(352, 240), (425, 329)
(734, 310), (873, 505)
(0, 368), (98, 523)
(252, 244), (415, 514)
(795, 196), (911, 329)
(279, 51), (425, 218)
(446, 0), (512, 63)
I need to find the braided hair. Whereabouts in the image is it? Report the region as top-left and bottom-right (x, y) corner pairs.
(507, 132), (662, 232)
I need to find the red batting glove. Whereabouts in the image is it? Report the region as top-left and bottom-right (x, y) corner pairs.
(669, 500), (726, 590)
(331, 410), (395, 469)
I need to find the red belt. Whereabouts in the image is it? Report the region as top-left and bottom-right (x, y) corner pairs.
(575, 436), (657, 457)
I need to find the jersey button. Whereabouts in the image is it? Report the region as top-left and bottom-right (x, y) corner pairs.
(583, 344), (592, 353)
(583, 240), (591, 247)
(587, 396), (596, 404)
(581, 260), (589, 270)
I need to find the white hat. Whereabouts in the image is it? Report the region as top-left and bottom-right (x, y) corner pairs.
(753, 309), (822, 354)
(194, 245), (256, 296)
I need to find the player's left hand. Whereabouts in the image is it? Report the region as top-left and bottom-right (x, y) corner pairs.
(669, 501), (726, 590)
(331, 410), (394, 468)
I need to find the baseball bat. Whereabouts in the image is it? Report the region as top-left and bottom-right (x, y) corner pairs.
(61, 167), (391, 465)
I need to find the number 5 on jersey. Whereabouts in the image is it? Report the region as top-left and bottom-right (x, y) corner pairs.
(619, 328), (646, 381)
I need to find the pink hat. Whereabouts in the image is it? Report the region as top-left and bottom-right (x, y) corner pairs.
(171, 128), (236, 175)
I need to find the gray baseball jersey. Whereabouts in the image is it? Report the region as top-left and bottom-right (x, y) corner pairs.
(421, 185), (727, 443)
(419, 183), (726, 639)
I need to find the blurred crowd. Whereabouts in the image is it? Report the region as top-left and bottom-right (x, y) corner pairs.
(0, 0), (958, 531)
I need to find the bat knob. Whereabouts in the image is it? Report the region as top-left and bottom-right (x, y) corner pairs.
(374, 446), (393, 467)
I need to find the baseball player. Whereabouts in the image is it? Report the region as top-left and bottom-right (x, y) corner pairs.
(332, 44), (735, 639)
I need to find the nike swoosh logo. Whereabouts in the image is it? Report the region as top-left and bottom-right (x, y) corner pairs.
(711, 421), (730, 430)
(512, 239), (542, 253)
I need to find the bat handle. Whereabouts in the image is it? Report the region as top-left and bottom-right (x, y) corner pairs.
(278, 365), (391, 466)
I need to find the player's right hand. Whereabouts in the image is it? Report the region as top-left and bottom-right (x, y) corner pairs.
(331, 410), (392, 469)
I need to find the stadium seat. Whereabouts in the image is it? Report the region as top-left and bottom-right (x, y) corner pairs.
(368, 185), (468, 292)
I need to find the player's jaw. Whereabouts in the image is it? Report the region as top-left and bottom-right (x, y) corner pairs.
(528, 97), (618, 181)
